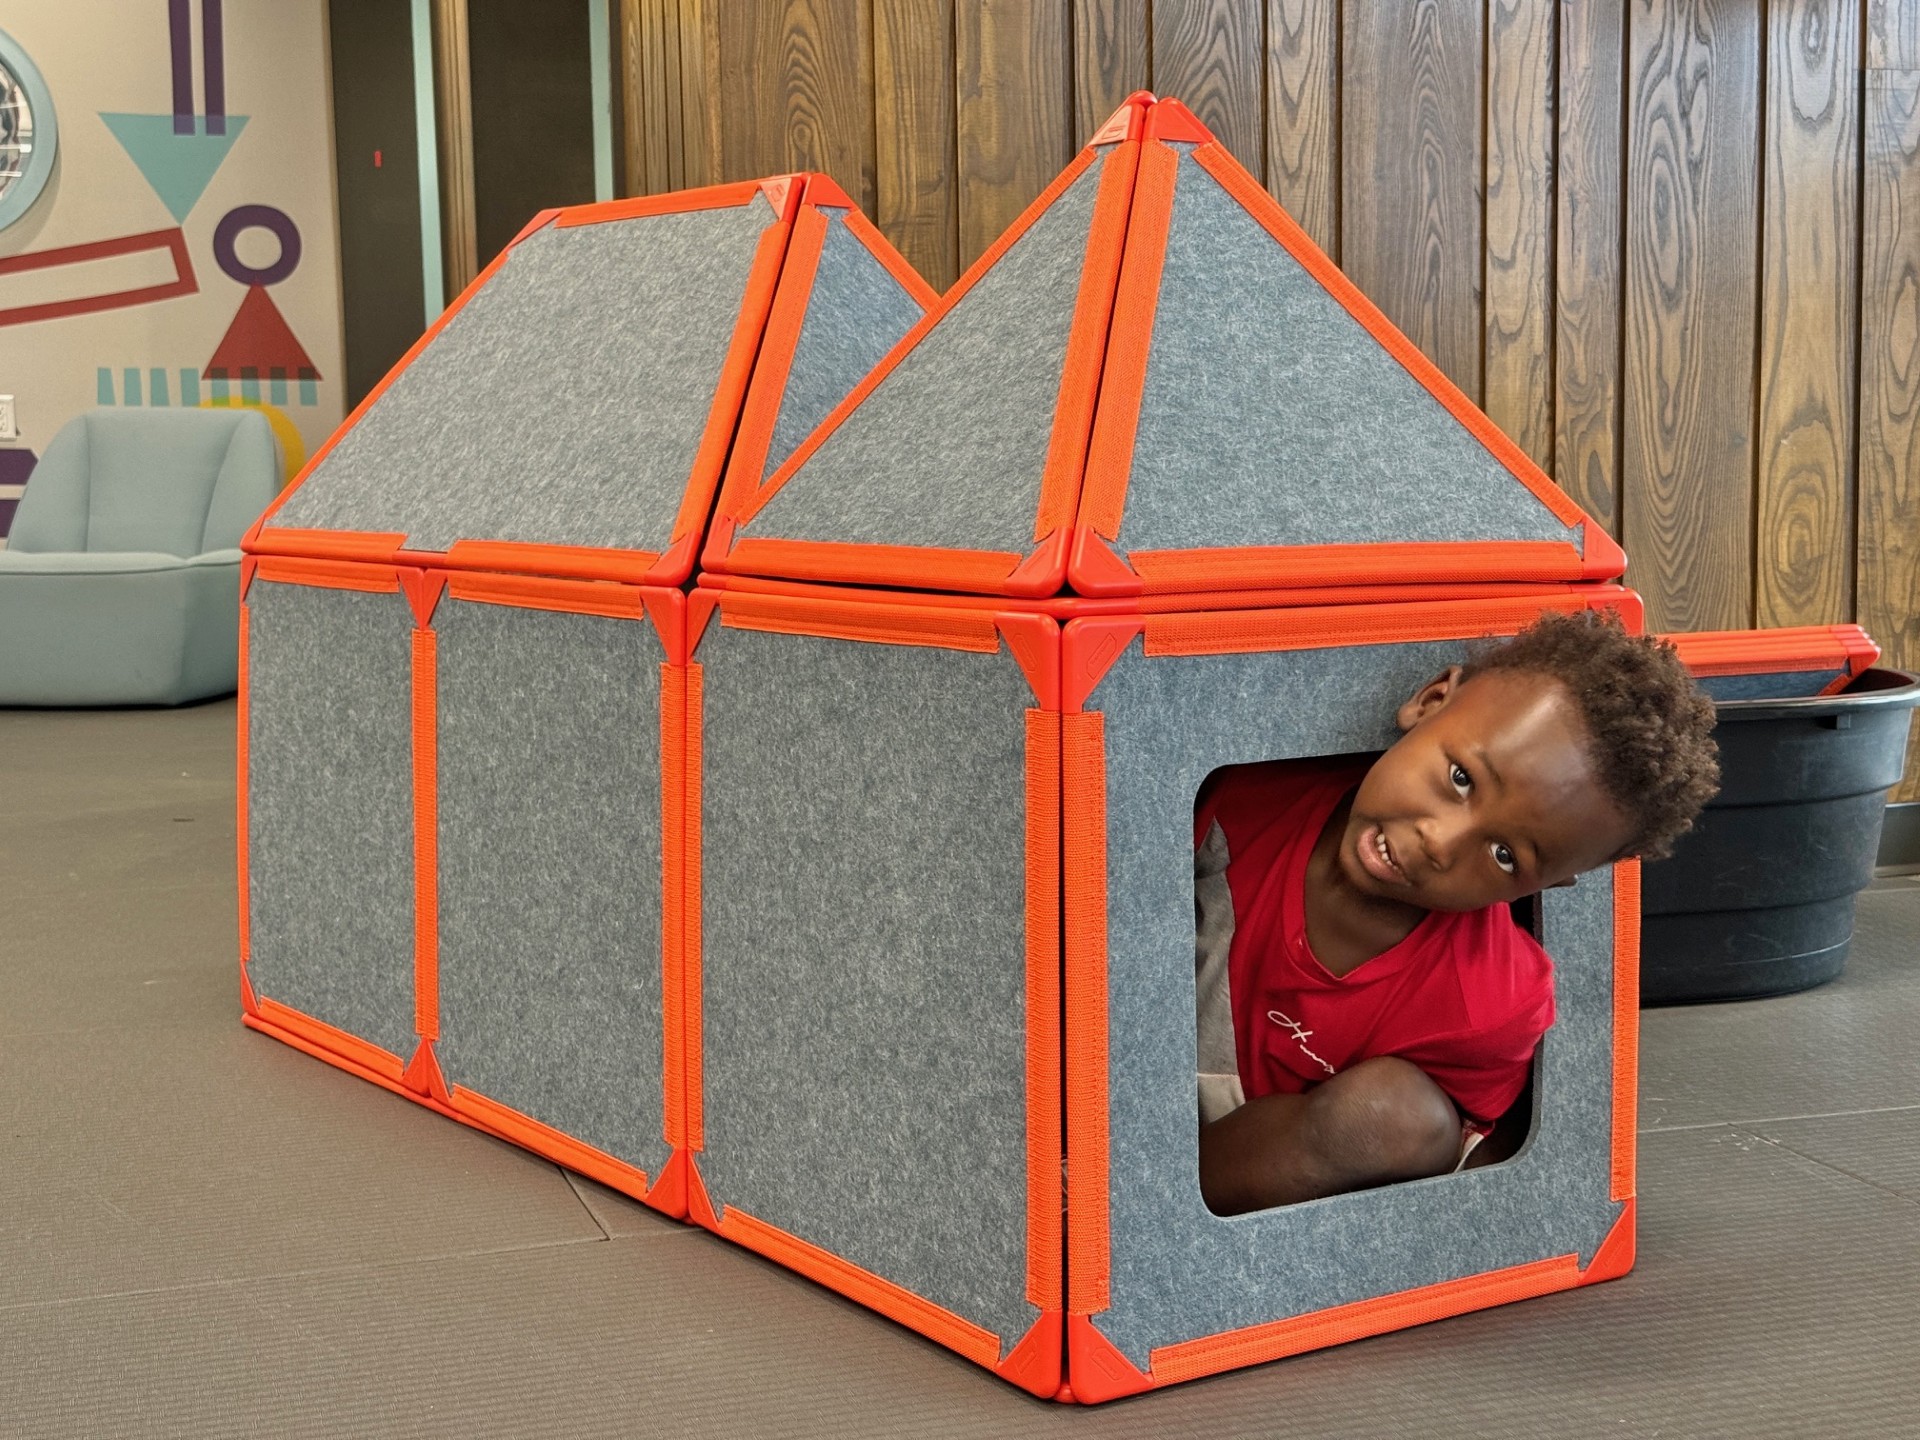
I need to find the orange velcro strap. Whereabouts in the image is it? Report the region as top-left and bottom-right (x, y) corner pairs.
(718, 591), (1002, 653)
(411, 628), (439, 1042)
(1129, 540), (1592, 595)
(251, 554), (402, 592)
(247, 528), (410, 565)
(445, 569), (647, 620)
(439, 539), (659, 584)
(236, 606), (252, 970)
(1142, 594), (1613, 658)
(1036, 137), (1142, 539)
(1611, 859), (1641, 1202)
(1080, 137), (1179, 540)
(254, 996), (408, 1082)
(718, 536), (1035, 597)
(1025, 709), (1064, 1311)
(716, 1205), (1004, 1368)
(1189, 142), (1590, 532)
(661, 663), (688, 1151)
(1147, 1251), (1584, 1385)
(450, 1085), (654, 1202)
(684, 662), (705, 1150)
(554, 179), (772, 226)
(1062, 711), (1110, 1315)
(1660, 623), (1880, 678)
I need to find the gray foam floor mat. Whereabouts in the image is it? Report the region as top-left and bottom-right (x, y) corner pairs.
(4, 702), (1919, 1437)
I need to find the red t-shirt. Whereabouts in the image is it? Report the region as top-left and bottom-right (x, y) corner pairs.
(1195, 755), (1555, 1126)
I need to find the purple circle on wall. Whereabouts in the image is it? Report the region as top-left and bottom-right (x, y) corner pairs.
(213, 205), (302, 286)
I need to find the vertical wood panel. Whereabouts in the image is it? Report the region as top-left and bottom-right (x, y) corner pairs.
(1555, 0), (1626, 532)
(1621, 0), (1761, 632)
(1153, 0), (1266, 174)
(713, 0), (875, 207)
(1342, 0), (1486, 398)
(1756, 0), (1861, 627)
(1264, 0), (1339, 254)
(1484, 0), (1557, 468)
(1074, 0), (1149, 147)
(875, 0), (958, 288)
(677, 0), (717, 189)
(1868, 0), (1920, 68)
(432, 0), (479, 298)
(1859, 69), (1920, 800)
(956, 1), (1072, 269)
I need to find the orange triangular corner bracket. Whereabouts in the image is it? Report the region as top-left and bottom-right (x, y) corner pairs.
(1090, 92), (1155, 146)
(401, 1040), (453, 1104)
(644, 1147), (693, 1219)
(995, 1311), (1064, 1398)
(685, 1153), (721, 1231)
(1067, 526), (1144, 598)
(398, 568), (446, 628)
(1003, 527), (1071, 598)
(1578, 1199), (1637, 1286)
(1065, 1314), (1153, 1404)
(238, 962), (260, 1017)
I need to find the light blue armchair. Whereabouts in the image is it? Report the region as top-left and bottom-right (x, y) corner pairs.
(0, 408), (280, 705)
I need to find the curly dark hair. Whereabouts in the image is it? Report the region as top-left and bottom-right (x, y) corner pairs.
(1459, 609), (1720, 861)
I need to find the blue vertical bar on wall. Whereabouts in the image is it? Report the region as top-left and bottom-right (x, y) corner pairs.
(589, 0), (614, 203)
(169, 0), (194, 134)
(97, 369), (115, 405)
(202, 0), (227, 136)
(122, 369), (142, 405)
(211, 372), (230, 403)
(411, 0), (446, 325)
(270, 371), (288, 406)
(240, 368), (261, 404)
(180, 368), (201, 405)
(298, 375), (317, 405)
(150, 368), (170, 406)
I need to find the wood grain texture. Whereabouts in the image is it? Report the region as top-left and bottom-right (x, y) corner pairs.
(1484, 0), (1556, 468)
(1073, 0), (1149, 147)
(956, 0), (1073, 270)
(875, 0), (958, 288)
(1620, 0), (1761, 632)
(1555, 0), (1626, 532)
(1342, 0), (1486, 399)
(1757, 0), (1860, 627)
(1152, 0), (1265, 175)
(1868, 0), (1920, 68)
(713, 0), (875, 206)
(1859, 69), (1920, 799)
(677, 0), (717, 189)
(432, 0), (479, 298)
(1264, 0), (1339, 254)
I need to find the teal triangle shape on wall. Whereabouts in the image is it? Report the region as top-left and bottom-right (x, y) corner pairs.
(99, 114), (251, 222)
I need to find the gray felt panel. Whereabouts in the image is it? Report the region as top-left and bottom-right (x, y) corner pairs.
(760, 212), (926, 479)
(433, 599), (670, 1179)
(268, 199), (776, 553)
(1696, 668), (1844, 702)
(1088, 633), (1620, 1367)
(1112, 153), (1577, 555)
(244, 581), (418, 1061)
(740, 157), (1107, 555)
(698, 622), (1038, 1352)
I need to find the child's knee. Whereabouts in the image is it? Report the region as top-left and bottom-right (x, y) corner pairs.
(1310, 1056), (1460, 1180)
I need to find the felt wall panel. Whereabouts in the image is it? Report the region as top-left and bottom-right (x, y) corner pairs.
(740, 158), (1107, 555)
(698, 621), (1039, 1351)
(1112, 152), (1576, 556)
(244, 580), (418, 1062)
(270, 198), (777, 553)
(433, 599), (671, 1179)
(1087, 634), (1620, 1367)
(762, 212), (927, 479)
(1696, 669), (1845, 702)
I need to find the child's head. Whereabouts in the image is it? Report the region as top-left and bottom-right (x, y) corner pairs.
(1336, 610), (1719, 914)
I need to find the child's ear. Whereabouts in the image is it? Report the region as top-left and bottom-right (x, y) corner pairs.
(1396, 665), (1466, 732)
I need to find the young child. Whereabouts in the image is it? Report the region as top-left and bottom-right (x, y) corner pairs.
(1194, 610), (1719, 1215)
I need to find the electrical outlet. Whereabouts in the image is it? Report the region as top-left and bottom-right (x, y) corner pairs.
(0, 396), (14, 441)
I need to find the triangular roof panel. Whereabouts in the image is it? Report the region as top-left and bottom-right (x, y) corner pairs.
(250, 175), (930, 587)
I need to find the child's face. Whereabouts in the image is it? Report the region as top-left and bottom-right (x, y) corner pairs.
(1336, 668), (1635, 913)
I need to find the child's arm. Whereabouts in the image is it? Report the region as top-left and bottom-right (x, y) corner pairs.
(1198, 1056), (1462, 1214)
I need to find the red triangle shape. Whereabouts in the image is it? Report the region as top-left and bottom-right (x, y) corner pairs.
(1065, 1314), (1153, 1403)
(994, 1310), (1064, 1397)
(401, 1040), (452, 1103)
(207, 286), (321, 381)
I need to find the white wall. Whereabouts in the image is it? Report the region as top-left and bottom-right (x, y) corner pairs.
(0, 1), (343, 536)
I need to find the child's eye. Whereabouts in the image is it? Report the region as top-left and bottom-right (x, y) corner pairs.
(1491, 842), (1516, 875)
(1449, 762), (1471, 798)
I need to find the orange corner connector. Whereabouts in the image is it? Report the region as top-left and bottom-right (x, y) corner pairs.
(995, 1311), (1064, 1398)
(1065, 1314), (1153, 1404)
(1062, 618), (1146, 712)
(685, 1153), (721, 1231)
(1579, 1199), (1637, 1286)
(1090, 93), (1154, 146)
(1067, 526), (1144, 598)
(401, 1040), (453, 1105)
(644, 1148), (693, 1220)
(1145, 97), (1215, 145)
(800, 173), (855, 210)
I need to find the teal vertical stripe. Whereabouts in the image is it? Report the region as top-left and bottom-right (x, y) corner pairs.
(149, 368), (169, 406)
(240, 369), (261, 404)
(269, 372), (288, 405)
(211, 373), (230, 403)
(411, 0), (446, 324)
(97, 369), (114, 404)
(180, 368), (200, 406)
(589, 0), (613, 203)
(298, 375), (317, 406)
(122, 369), (141, 405)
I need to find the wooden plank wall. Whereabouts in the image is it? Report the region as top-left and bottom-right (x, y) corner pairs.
(619, 0), (1920, 797)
